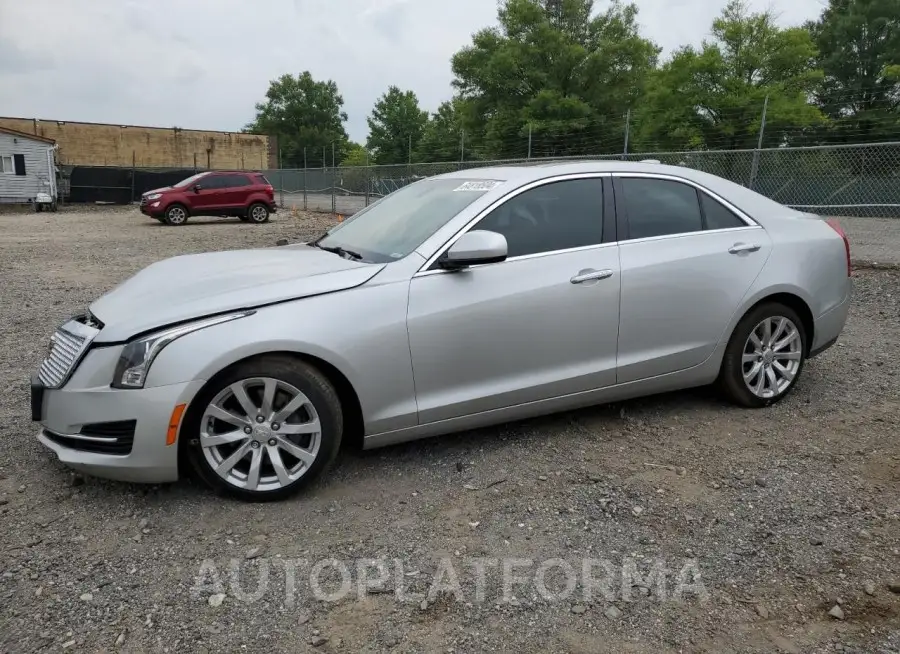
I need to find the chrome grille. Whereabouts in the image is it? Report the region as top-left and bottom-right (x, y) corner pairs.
(38, 319), (100, 389)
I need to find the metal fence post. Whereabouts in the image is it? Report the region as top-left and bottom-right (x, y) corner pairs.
(749, 95), (769, 190)
(303, 147), (308, 211)
(527, 124), (532, 159)
(331, 141), (336, 215)
(364, 150), (370, 207)
(277, 147), (284, 208)
(623, 109), (631, 159)
(130, 151), (136, 202)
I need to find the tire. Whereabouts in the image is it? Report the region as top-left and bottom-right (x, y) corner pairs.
(717, 302), (807, 408)
(164, 204), (189, 226)
(183, 356), (343, 501)
(246, 202), (270, 224)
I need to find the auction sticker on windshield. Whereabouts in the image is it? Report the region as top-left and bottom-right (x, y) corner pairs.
(454, 180), (502, 192)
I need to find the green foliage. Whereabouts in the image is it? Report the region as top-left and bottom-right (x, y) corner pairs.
(342, 142), (371, 167)
(635, 1), (825, 152)
(245, 72), (350, 167)
(807, 0), (900, 143)
(366, 87), (429, 165)
(450, 0), (659, 158)
(249, 0), (898, 165)
(417, 101), (464, 162)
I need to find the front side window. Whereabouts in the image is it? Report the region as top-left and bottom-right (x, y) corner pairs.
(620, 178), (703, 240)
(174, 172), (208, 188)
(315, 178), (500, 263)
(472, 178), (604, 258)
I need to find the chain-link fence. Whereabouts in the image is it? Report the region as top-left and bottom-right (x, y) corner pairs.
(262, 141), (900, 218)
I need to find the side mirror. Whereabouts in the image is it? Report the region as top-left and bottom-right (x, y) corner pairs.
(440, 230), (507, 269)
(193, 184), (202, 192)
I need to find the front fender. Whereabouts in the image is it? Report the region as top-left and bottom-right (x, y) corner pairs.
(145, 281), (418, 435)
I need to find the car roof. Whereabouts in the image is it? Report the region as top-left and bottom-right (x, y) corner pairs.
(437, 160), (797, 223)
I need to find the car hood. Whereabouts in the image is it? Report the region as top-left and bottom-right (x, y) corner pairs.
(90, 244), (384, 342)
(143, 186), (174, 196)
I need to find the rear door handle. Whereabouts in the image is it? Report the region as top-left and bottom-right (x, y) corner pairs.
(570, 268), (614, 284)
(728, 242), (761, 254)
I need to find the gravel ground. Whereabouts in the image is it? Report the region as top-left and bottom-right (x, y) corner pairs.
(0, 206), (898, 654)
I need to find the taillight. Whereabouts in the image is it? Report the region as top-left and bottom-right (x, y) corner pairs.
(826, 218), (851, 276)
(265, 185), (274, 195)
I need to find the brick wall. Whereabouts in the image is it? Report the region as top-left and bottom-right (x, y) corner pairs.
(0, 117), (275, 169)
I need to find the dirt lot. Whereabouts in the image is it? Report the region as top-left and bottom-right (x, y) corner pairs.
(0, 206), (898, 654)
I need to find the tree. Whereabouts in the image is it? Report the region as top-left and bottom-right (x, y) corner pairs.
(342, 142), (371, 167)
(417, 101), (464, 162)
(366, 87), (429, 165)
(450, 0), (659, 159)
(807, 0), (900, 143)
(635, 1), (824, 152)
(246, 72), (350, 167)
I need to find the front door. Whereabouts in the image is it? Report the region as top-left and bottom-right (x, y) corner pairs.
(613, 175), (772, 383)
(406, 176), (620, 424)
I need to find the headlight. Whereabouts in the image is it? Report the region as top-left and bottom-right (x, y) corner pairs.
(112, 311), (254, 389)
(146, 193), (162, 200)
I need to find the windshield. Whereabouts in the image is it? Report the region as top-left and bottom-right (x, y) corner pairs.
(315, 178), (502, 263)
(174, 172), (208, 188)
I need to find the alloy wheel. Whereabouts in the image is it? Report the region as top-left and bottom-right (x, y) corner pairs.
(250, 205), (268, 222)
(199, 377), (322, 492)
(741, 316), (803, 399)
(167, 207), (187, 224)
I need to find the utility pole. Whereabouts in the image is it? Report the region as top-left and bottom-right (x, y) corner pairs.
(749, 94), (769, 190)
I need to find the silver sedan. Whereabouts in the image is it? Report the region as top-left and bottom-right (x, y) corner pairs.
(31, 162), (852, 500)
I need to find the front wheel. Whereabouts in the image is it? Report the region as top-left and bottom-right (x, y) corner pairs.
(184, 356), (343, 501)
(717, 302), (807, 408)
(164, 204), (189, 226)
(246, 202), (270, 224)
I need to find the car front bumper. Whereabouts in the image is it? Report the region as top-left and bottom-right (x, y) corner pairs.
(32, 346), (204, 483)
(139, 200), (165, 217)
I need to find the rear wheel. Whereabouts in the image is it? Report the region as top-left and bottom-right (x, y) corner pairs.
(184, 356), (343, 501)
(247, 202), (270, 224)
(164, 204), (189, 226)
(717, 302), (807, 407)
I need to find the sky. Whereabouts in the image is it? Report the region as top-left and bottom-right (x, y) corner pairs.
(0, 0), (827, 143)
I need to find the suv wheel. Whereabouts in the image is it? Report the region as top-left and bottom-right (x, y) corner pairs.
(717, 302), (807, 408)
(164, 204), (189, 226)
(247, 203), (270, 224)
(183, 356), (343, 501)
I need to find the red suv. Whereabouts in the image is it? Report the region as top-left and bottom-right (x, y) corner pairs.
(139, 171), (277, 225)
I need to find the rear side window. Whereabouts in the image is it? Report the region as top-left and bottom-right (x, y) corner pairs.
(700, 193), (746, 230)
(255, 174), (270, 185)
(474, 178), (604, 258)
(620, 178), (702, 240)
(216, 174), (251, 187)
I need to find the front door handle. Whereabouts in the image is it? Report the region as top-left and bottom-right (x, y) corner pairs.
(570, 268), (614, 284)
(728, 242), (761, 254)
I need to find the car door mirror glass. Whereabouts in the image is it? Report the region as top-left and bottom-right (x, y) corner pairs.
(441, 230), (508, 269)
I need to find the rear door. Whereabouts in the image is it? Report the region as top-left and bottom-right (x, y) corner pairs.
(613, 174), (772, 383)
(221, 174), (254, 209)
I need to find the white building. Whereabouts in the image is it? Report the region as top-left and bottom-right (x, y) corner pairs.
(0, 126), (58, 208)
